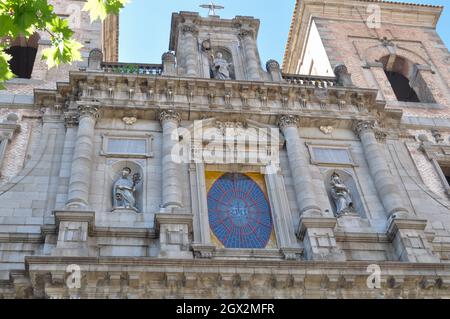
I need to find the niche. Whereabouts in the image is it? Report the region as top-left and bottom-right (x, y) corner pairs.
(106, 160), (144, 213)
(323, 169), (366, 218)
(208, 46), (235, 80)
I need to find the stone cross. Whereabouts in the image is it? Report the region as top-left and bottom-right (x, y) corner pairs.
(200, 1), (224, 16)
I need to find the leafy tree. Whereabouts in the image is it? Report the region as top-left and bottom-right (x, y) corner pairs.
(0, 0), (129, 89)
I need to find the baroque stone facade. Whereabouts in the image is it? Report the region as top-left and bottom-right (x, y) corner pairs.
(0, 1), (450, 299)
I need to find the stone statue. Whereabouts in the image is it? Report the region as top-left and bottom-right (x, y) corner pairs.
(113, 167), (141, 212)
(330, 173), (354, 216)
(211, 52), (232, 80)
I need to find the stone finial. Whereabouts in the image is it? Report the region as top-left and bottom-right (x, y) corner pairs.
(162, 51), (176, 63)
(159, 110), (181, 125)
(352, 120), (375, 138)
(278, 115), (299, 131)
(266, 60), (282, 82)
(88, 49), (103, 70)
(431, 128), (444, 144)
(334, 64), (354, 87)
(266, 60), (280, 72)
(162, 52), (177, 76)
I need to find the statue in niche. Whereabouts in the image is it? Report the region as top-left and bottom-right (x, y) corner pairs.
(330, 172), (354, 216)
(211, 52), (232, 80)
(113, 167), (141, 212)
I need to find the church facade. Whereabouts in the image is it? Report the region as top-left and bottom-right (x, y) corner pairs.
(0, 0), (450, 299)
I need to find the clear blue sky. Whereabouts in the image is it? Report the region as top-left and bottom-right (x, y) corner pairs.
(119, 0), (449, 65)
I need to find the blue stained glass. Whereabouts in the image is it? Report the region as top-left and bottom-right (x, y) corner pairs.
(208, 173), (273, 249)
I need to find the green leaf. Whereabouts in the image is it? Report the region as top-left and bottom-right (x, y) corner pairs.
(83, 0), (130, 22)
(0, 48), (14, 89)
(42, 39), (83, 69)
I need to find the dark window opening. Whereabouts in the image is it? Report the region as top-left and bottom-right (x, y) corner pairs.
(441, 165), (450, 186)
(385, 70), (420, 103)
(5, 46), (37, 79)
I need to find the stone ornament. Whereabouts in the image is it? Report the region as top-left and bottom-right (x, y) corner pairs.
(113, 167), (142, 213)
(278, 115), (299, 130)
(211, 52), (232, 80)
(122, 117), (137, 126)
(215, 120), (246, 136)
(159, 110), (181, 125)
(330, 172), (354, 217)
(320, 126), (333, 135)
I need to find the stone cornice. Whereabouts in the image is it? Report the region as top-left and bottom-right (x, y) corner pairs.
(24, 256), (450, 272)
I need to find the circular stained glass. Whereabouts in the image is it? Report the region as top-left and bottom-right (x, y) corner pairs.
(208, 173), (273, 249)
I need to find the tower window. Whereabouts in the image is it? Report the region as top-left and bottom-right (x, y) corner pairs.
(380, 55), (435, 104)
(4, 33), (40, 79)
(440, 164), (450, 187)
(385, 71), (420, 102)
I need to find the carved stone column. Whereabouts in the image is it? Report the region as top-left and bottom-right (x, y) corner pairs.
(279, 115), (344, 261)
(278, 115), (321, 217)
(181, 25), (199, 77)
(353, 120), (409, 219)
(160, 110), (183, 209)
(66, 103), (99, 208)
(239, 29), (261, 81)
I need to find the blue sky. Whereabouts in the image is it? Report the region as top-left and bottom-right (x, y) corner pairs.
(119, 0), (449, 65)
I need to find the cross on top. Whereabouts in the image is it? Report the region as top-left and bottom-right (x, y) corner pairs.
(200, 1), (224, 16)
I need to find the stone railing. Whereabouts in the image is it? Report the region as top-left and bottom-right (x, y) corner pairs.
(101, 62), (163, 76)
(282, 73), (337, 88)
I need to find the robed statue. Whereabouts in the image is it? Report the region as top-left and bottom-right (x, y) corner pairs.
(330, 173), (354, 216)
(113, 167), (141, 212)
(211, 52), (232, 80)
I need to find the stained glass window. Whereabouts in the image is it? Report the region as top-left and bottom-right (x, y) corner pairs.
(207, 172), (274, 249)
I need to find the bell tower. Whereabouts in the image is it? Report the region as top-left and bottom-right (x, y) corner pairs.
(102, 14), (120, 62)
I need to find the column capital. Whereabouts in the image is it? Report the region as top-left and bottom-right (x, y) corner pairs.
(238, 29), (255, 40)
(352, 120), (376, 138)
(64, 113), (79, 128)
(181, 24), (198, 36)
(78, 104), (100, 119)
(159, 110), (181, 126)
(278, 115), (299, 131)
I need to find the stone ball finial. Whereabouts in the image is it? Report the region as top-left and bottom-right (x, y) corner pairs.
(418, 134), (429, 143)
(334, 64), (348, 75)
(6, 113), (19, 123)
(334, 63), (354, 87)
(266, 59), (280, 72)
(162, 51), (176, 63)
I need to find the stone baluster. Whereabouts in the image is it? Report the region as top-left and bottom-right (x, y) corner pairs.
(181, 25), (199, 77)
(66, 104), (99, 208)
(278, 115), (322, 217)
(160, 110), (183, 209)
(239, 29), (261, 81)
(353, 120), (409, 218)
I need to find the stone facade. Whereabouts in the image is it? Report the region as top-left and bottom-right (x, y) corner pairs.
(0, 1), (450, 299)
